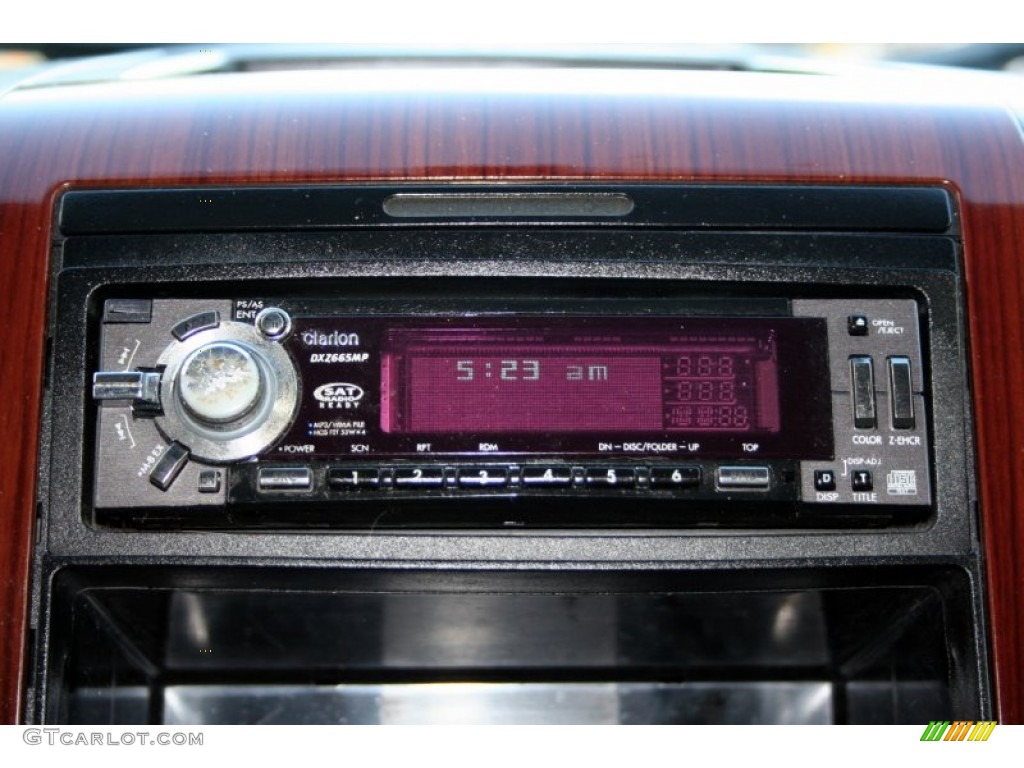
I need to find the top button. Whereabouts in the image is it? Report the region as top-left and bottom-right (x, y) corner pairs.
(847, 314), (869, 336)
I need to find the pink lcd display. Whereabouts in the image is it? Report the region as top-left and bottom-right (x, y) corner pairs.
(382, 323), (781, 434)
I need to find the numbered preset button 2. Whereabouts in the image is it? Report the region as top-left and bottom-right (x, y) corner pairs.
(649, 466), (701, 489)
(393, 467), (446, 488)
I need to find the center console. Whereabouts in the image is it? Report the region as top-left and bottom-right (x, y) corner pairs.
(27, 184), (989, 723)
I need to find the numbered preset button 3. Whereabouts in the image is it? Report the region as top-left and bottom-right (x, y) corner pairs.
(456, 467), (510, 488)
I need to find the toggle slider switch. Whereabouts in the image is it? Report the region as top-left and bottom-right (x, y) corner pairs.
(888, 356), (915, 429)
(849, 355), (876, 429)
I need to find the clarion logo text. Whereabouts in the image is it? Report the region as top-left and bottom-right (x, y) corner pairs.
(302, 330), (360, 347)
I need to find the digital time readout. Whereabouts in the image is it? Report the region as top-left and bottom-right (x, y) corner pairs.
(382, 324), (782, 435)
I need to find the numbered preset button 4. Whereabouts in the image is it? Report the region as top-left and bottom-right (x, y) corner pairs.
(520, 466), (574, 487)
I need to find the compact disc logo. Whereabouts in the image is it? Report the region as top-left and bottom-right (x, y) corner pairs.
(313, 382), (365, 409)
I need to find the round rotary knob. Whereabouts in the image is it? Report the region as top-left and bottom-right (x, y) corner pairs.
(178, 342), (263, 424)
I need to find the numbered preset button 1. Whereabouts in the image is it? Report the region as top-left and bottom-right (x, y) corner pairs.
(327, 467), (382, 490)
(649, 466), (701, 489)
(393, 467), (446, 488)
(584, 467), (638, 488)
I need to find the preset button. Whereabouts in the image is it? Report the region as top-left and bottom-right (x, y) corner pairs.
(650, 466), (701, 488)
(585, 467), (637, 488)
(456, 468), (509, 488)
(521, 466), (573, 487)
(328, 467), (382, 489)
(393, 467), (445, 488)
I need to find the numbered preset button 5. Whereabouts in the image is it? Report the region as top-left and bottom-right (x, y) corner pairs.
(584, 467), (638, 488)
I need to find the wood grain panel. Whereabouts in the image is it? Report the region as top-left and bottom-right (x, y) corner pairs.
(2, 70), (1023, 722)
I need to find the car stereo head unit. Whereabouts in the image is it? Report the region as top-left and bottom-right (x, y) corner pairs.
(89, 295), (931, 529)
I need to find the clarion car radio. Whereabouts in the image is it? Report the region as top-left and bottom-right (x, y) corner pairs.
(30, 184), (988, 727)
(88, 296), (931, 528)
(47, 183), (960, 530)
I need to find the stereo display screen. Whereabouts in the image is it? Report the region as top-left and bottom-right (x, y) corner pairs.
(384, 329), (779, 435)
(283, 315), (833, 460)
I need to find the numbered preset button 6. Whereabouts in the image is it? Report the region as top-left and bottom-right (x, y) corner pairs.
(649, 466), (701, 489)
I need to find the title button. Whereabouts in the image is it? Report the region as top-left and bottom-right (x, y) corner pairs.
(851, 470), (873, 492)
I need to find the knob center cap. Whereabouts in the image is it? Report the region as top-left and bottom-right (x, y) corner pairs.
(179, 343), (262, 423)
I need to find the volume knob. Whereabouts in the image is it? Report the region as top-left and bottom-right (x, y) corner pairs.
(154, 314), (298, 463)
(179, 343), (263, 424)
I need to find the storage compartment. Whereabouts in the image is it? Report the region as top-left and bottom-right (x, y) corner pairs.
(43, 566), (980, 725)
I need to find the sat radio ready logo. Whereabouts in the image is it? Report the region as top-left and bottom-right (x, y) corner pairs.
(920, 721), (997, 741)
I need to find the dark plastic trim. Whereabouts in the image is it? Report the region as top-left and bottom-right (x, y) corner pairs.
(58, 185), (954, 235)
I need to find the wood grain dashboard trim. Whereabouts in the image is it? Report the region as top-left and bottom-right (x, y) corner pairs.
(2, 70), (1023, 722)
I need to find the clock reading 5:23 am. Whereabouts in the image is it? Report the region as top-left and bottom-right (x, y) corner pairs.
(455, 359), (609, 381)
